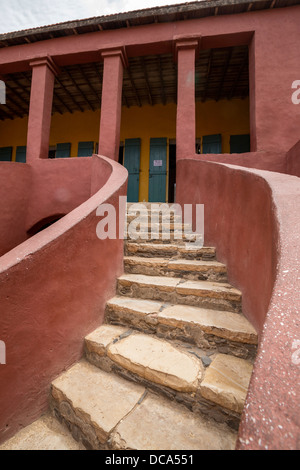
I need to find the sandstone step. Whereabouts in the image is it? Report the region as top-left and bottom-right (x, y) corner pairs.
(124, 256), (227, 282)
(110, 392), (237, 450)
(200, 353), (253, 414)
(125, 242), (216, 260)
(0, 414), (85, 450)
(105, 296), (258, 360)
(51, 360), (146, 450)
(126, 222), (192, 232)
(50, 359), (237, 450)
(86, 326), (204, 393)
(84, 326), (250, 428)
(117, 273), (242, 313)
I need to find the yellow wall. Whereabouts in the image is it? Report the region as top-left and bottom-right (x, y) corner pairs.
(0, 98), (249, 200)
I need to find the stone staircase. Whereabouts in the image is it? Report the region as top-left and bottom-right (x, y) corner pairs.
(1, 203), (258, 450)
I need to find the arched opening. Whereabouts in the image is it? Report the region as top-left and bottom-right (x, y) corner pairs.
(27, 214), (66, 236)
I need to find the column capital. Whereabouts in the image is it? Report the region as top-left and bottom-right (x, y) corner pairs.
(29, 56), (60, 76)
(173, 35), (201, 62)
(99, 46), (128, 68)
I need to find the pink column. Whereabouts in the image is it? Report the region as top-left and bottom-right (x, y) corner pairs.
(27, 56), (59, 164)
(175, 37), (200, 160)
(98, 47), (127, 161)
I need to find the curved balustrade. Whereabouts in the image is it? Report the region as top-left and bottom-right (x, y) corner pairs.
(177, 158), (300, 450)
(0, 154), (128, 443)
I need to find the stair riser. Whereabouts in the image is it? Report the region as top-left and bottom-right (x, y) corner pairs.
(50, 389), (107, 450)
(117, 281), (242, 313)
(127, 215), (182, 223)
(124, 244), (216, 260)
(105, 307), (257, 361)
(124, 261), (227, 283)
(84, 347), (241, 431)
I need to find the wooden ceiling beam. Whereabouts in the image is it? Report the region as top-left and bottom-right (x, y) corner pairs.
(140, 57), (153, 106)
(64, 68), (95, 111)
(55, 75), (85, 112)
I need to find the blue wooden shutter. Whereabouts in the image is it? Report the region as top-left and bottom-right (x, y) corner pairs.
(77, 141), (94, 157)
(56, 143), (71, 158)
(148, 138), (167, 203)
(0, 146), (12, 161)
(16, 146), (27, 163)
(202, 134), (222, 154)
(124, 138), (141, 202)
(230, 134), (250, 153)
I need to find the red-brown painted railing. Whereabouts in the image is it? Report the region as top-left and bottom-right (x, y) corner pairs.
(0, 154), (128, 444)
(177, 158), (300, 450)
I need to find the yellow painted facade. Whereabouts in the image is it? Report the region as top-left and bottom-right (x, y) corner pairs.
(0, 98), (249, 201)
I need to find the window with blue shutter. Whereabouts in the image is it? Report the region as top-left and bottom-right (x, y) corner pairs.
(0, 147), (12, 161)
(56, 143), (71, 158)
(16, 146), (27, 163)
(202, 134), (222, 154)
(77, 141), (94, 157)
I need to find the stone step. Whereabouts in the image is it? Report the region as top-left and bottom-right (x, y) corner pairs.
(124, 256), (227, 282)
(85, 325), (204, 394)
(124, 242), (216, 260)
(0, 414), (85, 450)
(126, 222), (192, 232)
(85, 325), (252, 428)
(117, 273), (242, 313)
(105, 296), (258, 360)
(127, 214), (182, 223)
(50, 360), (237, 450)
(199, 353), (254, 414)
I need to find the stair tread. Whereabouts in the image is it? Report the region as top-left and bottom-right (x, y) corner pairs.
(118, 273), (241, 298)
(111, 392), (237, 451)
(200, 353), (253, 413)
(106, 296), (258, 344)
(86, 326), (204, 392)
(51, 360), (236, 450)
(124, 256), (226, 270)
(0, 414), (85, 450)
(51, 361), (146, 446)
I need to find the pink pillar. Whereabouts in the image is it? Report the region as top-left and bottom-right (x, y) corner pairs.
(27, 56), (59, 164)
(175, 37), (200, 160)
(98, 47), (127, 161)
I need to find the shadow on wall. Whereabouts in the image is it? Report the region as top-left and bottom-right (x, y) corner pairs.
(27, 214), (66, 236)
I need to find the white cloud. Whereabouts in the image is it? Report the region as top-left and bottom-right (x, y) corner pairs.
(0, 0), (191, 34)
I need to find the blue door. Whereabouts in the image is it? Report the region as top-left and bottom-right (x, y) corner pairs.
(148, 138), (167, 203)
(124, 138), (140, 202)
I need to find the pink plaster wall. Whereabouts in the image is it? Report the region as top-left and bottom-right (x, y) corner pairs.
(0, 163), (31, 256)
(177, 158), (300, 450)
(191, 151), (287, 174)
(0, 154), (128, 444)
(26, 157), (93, 232)
(286, 140), (300, 178)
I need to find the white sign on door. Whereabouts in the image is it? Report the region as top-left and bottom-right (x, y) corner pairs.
(153, 160), (162, 167)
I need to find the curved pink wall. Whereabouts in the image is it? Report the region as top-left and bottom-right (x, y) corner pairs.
(0, 163), (31, 256)
(0, 155), (128, 444)
(177, 158), (300, 449)
(26, 157), (93, 232)
(286, 140), (300, 178)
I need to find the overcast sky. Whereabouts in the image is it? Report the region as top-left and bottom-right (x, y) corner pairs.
(0, 0), (194, 34)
